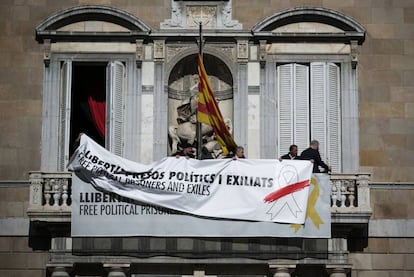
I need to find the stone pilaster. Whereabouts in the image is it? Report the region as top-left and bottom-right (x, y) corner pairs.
(153, 39), (168, 160)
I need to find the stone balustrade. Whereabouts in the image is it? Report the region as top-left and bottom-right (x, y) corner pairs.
(27, 172), (371, 221)
(329, 173), (371, 213)
(27, 172), (72, 221)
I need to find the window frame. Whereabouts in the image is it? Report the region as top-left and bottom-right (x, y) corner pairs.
(41, 53), (137, 172)
(276, 61), (342, 172)
(261, 53), (358, 173)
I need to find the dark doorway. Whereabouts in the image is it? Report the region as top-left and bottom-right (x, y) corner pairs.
(70, 63), (106, 155)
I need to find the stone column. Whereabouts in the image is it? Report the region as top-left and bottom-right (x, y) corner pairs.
(193, 269), (206, 277)
(50, 266), (70, 277)
(272, 267), (291, 277)
(328, 268), (347, 277)
(107, 267), (127, 277)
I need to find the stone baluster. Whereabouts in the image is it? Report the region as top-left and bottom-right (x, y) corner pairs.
(348, 181), (355, 207)
(51, 179), (62, 206)
(44, 178), (52, 206)
(331, 180), (338, 208)
(61, 178), (69, 206)
(340, 181), (347, 207)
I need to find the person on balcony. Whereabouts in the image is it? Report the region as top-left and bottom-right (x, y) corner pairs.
(174, 142), (195, 159)
(226, 146), (245, 160)
(280, 144), (300, 160)
(300, 140), (331, 173)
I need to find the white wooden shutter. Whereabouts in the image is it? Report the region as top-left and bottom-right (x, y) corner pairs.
(310, 62), (327, 162)
(277, 64), (293, 157)
(311, 62), (341, 172)
(327, 63), (341, 172)
(277, 63), (309, 156)
(293, 64), (310, 154)
(59, 60), (72, 171)
(106, 61), (125, 156)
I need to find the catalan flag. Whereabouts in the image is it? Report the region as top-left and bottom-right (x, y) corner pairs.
(197, 53), (237, 155)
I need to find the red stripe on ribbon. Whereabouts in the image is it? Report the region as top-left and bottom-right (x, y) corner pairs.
(263, 180), (310, 203)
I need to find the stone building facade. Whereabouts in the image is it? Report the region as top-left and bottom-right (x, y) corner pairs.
(0, 0), (413, 276)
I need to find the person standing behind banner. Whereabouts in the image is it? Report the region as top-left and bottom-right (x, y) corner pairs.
(280, 144), (300, 160)
(231, 146), (245, 160)
(300, 140), (331, 173)
(173, 143), (195, 159)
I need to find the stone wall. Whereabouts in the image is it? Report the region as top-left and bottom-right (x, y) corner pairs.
(0, 185), (48, 277)
(350, 186), (414, 276)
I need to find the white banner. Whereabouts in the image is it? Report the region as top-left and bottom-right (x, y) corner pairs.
(68, 134), (313, 224)
(71, 174), (331, 237)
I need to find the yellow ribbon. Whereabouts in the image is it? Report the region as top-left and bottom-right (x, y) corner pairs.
(291, 177), (324, 232)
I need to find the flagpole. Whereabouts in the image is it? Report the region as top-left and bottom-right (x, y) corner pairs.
(196, 22), (203, 160)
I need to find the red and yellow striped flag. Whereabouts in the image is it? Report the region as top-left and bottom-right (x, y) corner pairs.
(197, 53), (237, 155)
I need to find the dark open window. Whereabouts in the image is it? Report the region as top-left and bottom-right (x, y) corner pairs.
(70, 63), (106, 156)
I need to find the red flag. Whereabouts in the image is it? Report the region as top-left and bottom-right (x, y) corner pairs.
(197, 53), (237, 155)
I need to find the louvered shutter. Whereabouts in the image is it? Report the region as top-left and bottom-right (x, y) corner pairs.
(106, 61), (125, 156)
(293, 64), (310, 154)
(277, 64), (310, 157)
(311, 62), (341, 172)
(327, 63), (341, 172)
(310, 62), (327, 164)
(277, 64), (293, 157)
(59, 60), (72, 171)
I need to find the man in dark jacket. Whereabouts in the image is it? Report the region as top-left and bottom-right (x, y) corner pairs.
(300, 140), (331, 173)
(173, 142), (195, 159)
(280, 144), (300, 160)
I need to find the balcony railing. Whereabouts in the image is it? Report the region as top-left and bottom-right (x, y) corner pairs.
(27, 172), (372, 222)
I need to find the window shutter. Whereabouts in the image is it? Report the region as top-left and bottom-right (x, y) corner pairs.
(293, 64), (309, 154)
(311, 62), (341, 172)
(277, 64), (293, 157)
(310, 62), (327, 162)
(327, 63), (341, 172)
(277, 64), (310, 157)
(106, 61), (125, 156)
(59, 60), (72, 171)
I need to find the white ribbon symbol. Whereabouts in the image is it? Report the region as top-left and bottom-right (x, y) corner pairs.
(266, 164), (303, 220)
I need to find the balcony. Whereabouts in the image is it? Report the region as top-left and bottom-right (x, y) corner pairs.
(26, 172), (372, 272)
(27, 171), (372, 224)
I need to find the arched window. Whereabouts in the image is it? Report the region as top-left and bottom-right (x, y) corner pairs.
(167, 53), (233, 158)
(252, 7), (365, 173)
(36, 6), (151, 171)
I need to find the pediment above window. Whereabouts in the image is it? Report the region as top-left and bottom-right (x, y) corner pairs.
(36, 5), (151, 43)
(252, 7), (365, 44)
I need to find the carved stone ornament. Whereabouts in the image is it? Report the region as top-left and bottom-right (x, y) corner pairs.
(43, 39), (51, 67)
(154, 40), (165, 60)
(166, 45), (191, 63)
(136, 39), (144, 68)
(237, 40), (248, 61)
(161, 0), (242, 30)
(350, 40), (359, 69)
